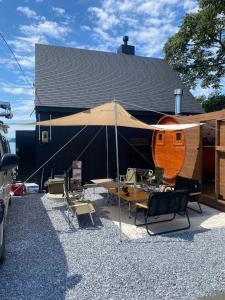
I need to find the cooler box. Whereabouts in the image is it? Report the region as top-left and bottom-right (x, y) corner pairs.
(11, 182), (24, 196)
(24, 183), (39, 194)
(48, 179), (64, 194)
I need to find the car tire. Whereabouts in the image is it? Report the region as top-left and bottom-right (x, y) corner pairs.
(0, 231), (5, 265)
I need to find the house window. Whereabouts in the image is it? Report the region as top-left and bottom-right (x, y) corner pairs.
(156, 132), (164, 145)
(174, 131), (184, 145)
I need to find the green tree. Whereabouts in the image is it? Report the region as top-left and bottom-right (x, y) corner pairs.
(164, 0), (225, 89)
(196, 93), (225, 112)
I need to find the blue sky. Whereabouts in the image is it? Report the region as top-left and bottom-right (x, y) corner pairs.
(0, 0), (222, 151)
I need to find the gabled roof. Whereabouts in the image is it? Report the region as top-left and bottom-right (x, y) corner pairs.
(35, 44), (203, 113)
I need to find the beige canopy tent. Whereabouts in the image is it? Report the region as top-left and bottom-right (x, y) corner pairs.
(17, 100), (203, 240)
(18, 101), (202, 131)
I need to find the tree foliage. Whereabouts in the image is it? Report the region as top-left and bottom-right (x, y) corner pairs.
(196, 93), (225, 112)
(164, 0), (225, 89)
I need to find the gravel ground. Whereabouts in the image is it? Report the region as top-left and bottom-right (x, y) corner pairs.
(1, 192), (225, 300)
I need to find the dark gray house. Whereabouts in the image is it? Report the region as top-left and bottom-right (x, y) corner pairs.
(16, 38), (202, 184)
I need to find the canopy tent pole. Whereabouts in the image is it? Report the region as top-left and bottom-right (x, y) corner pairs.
(113, 100), (122, 242)
(49, 113), (52, 141)
(106, 126), (109, 178)
(38, 113), (41, 141)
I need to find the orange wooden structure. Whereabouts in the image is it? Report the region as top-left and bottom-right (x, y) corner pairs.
(152, 116), (186, 184)
(152, 109), (225, 210)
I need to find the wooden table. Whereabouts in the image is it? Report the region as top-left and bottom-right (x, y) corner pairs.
(91, 178), (116, 188)
(109, 186), (150, 218)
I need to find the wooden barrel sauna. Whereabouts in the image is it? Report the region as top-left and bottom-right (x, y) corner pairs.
(152, 116), (186, 184)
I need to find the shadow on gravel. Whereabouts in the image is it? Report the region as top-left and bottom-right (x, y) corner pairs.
(52, 203), (104, 230)
(124, 228), (211, 245)
(0, 194), (73, 300)
(66, 274), (82, 289)
(162, 228), (211, 241)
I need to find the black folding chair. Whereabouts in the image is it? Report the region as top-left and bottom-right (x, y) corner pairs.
(175, 176), (202, 214)
(135, 190), (190, 235)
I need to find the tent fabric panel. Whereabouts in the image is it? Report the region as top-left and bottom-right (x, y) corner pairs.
(16, 101), (203, 131)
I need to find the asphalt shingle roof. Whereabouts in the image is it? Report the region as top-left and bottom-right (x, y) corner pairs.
(35, 44), (203, 113)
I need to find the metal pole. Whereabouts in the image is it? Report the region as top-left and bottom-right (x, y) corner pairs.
(38, 113), (41, 141)
(40, 167), (44, 190)
(106, 126), (109, 178)
(50, 113), (52, 141)
(113, 100), (122, 242)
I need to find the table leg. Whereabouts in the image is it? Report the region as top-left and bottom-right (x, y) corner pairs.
(107, 192), (110, 205)
(129, 202), (131, 218)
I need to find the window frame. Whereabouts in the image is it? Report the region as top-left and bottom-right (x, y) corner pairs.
(173, 130), (184, 146)
(156, 131), (165, 145)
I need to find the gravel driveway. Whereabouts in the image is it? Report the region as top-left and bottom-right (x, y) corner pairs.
(1, 193), (225, 300)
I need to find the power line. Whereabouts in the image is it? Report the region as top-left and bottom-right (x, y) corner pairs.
(0, 32), (33, 88)
(0, 31), (41, 112)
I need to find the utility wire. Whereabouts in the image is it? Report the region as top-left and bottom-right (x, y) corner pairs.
(0, 32), (33, 88)
(0, 31), (41, 116)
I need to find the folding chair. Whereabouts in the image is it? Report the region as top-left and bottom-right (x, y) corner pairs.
(135, 190), (190, 235)
(63, 175), (95, 226)
(174, 176), (202, 214)
(120, 168), (137, 185)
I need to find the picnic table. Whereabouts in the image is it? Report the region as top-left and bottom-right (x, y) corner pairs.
(108, 186), (149, 218)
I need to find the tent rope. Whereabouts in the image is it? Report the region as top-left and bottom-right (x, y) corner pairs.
(76, 127), (104, 160)
(67, 126), (104, 173)
(118, 131), (154, 168)
(13, 126), (88, 194)
(118, 99), (215, 130)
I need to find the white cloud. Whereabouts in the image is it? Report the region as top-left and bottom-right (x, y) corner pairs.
(9, 35), (46, 54)
(81, 25), (91, 31)
(17, 55), (35, 68)
(88, 7), (119, 30)
(183, 0), (199, 13)
(87, 0), (199, 57)
(1, 6), (73, 112)
(52, 7), (65, 16)
(12, 6), (72, 58)
(0, 57), (17, 71)
(12, 100), (35, 117)
(191, 85), (214, 97)
(1, 86), (33, 96)
(51, 6), (74, 23)
(19, 21), (71, 40)
(17, 6), (45, 21)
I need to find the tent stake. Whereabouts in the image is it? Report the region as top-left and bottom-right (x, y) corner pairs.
(113, 100), (122, 242)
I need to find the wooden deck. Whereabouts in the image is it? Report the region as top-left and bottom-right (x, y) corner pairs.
(200, 193), (225, 212)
